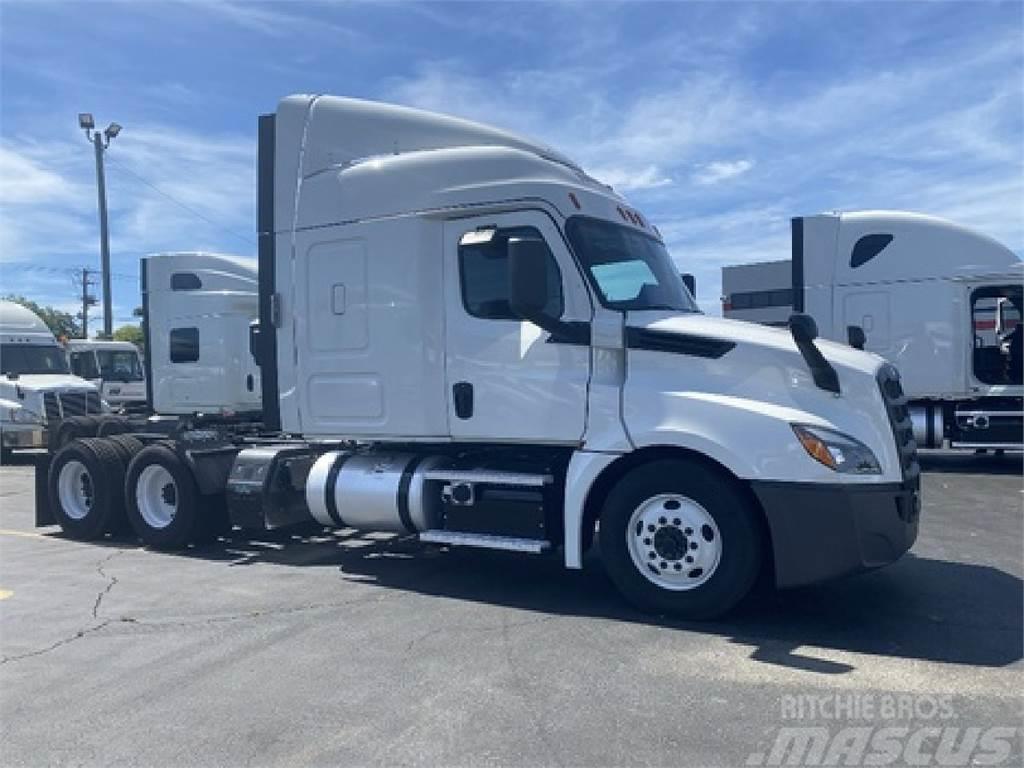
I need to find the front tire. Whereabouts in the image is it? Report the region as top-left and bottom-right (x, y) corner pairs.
(599, 459), (763, 620)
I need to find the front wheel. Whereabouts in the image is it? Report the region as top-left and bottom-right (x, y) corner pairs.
(599, 459), (763, 620)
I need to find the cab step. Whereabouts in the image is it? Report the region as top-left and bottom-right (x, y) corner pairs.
(418, 530), (551, 554)
(421, 469), (553, 487)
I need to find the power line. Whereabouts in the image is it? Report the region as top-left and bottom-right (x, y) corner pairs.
(7, 146), (256, 249)
(104, 155), (256, 247)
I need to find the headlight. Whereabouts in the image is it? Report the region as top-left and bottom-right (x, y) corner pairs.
(792, 424), (882, 474)
(7, 406), (43, 425)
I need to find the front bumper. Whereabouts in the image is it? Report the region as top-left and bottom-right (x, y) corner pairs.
(752, 478), (920, 589)
(1, 424), (47, 449)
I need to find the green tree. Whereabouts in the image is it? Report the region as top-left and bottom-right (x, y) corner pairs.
(112, 324), (144, 351)
(3, 295), (81, 339)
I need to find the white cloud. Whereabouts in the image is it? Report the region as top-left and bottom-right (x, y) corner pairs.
(693, 160), (754, 186)
(0, 124), (256, 323)
(586, 165), (672, 192)
(0, 147), (83, 205)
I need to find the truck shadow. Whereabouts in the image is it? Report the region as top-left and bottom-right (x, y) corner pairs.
(917, 450), (1023, 475)
(163, 526), (1022, 674)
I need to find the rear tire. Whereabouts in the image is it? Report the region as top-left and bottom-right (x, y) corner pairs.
(49, 416), (101, 451)
(48, 438), (127, 540)
(106, 434), (144, 465)
(598, 458), (763, 620)
(125, 443), (204, 549)
(97, 416), (130, 437)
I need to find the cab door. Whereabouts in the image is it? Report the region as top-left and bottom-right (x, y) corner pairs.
(444, 211), (592, 443)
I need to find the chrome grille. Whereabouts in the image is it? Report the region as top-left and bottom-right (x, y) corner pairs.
(41, 390), (103, 422)
(877, 365), (920, 485)
(43, 392), (61, 423)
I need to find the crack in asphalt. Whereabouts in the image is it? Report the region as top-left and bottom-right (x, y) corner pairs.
(92, 551), (123, 619)
(1, 549), (127, 665)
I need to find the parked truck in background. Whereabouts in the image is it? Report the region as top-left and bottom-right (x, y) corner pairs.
(66, 339), (147, 412)
(36, 96), (921, 619)
(141, 251), (261, 416)
(722, 211), (1023, 452)
(0, 300), (105, 459)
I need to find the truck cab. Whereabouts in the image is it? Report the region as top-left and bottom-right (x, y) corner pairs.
(251, 96), (920, 616)
(141, 252), (262, 416)
(38, 96), (921, 620)
(66, 339), (147, 411)
(0, 300), (103, 456)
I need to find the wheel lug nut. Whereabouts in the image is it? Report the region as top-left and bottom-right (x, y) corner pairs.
(672, 518), (681, 526)
(685, 555), (693, 563)
(689, 542), (698, 550)
(658, 516), (667, 525)
(643, 538), (651, 545)
(684, 527), (693, 535)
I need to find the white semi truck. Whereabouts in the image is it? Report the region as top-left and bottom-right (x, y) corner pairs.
(0, 300), (105, 459)
(36, 96), (920, 619)
(66, 339), (147, 411)
(141, 251), (261, 416)
(722, 211), (1023, 451)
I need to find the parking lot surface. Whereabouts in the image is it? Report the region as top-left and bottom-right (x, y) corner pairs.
(1, 451), (1021, 767)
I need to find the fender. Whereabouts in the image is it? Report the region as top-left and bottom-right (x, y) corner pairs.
(563, 431), (762, 570)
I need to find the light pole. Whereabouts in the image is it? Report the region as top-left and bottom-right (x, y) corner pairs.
(78, 113), (121, 338)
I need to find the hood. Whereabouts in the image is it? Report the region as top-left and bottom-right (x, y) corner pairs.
(0, 374), (99, 392)
(627, 312), (885, 378)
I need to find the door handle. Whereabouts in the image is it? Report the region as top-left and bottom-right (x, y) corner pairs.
(453, 382), (474, 419)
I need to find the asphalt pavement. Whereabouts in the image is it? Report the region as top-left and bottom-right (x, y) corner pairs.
(0, 451), (1021, 767)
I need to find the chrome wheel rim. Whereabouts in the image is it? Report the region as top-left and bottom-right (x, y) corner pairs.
(58, 460), (93, 520)
(136, 465), (178, 529)
(626, 494), (721, 591)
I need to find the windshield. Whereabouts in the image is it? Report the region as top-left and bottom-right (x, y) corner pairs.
(0, 344), (71, 376)
(96, 349), (144, 381)
(566, 216), (699, 312)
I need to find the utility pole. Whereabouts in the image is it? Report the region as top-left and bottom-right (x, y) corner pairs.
(73, 267), (98, 338)
(78, 113), (122, 338)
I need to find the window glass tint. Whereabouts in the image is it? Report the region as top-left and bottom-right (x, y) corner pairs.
(171, 272), (202, 291)
(0, 344), (71, 375)
(96, 350), (144, 381)
(459, 226), (563, 320)
(169, 328), (200, 363)
(70, 352), (99, 378)
(971, 286), (1023, 385)
(566, 216), (698, 312)
(590, 261), (659, 302)
(729, 288), (793, 310)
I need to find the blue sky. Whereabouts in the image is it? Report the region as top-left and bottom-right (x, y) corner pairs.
(1, 0), (1021, 326)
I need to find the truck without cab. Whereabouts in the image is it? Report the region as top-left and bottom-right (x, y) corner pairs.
(38, 96), (920, 619)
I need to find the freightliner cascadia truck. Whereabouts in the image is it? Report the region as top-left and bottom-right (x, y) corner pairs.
(35, 95), (920, 619)
(722, 211), (1023, 451)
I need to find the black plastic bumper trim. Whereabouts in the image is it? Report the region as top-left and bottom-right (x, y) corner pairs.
(751, 479), (920, 589)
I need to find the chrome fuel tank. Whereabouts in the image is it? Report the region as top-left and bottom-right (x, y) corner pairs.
(305, 451), (449, 533)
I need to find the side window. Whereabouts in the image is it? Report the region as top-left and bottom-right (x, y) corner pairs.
(171, 272), (202, 291)
(70, 352), (98, 378)
(458, 226), (563, 320)
(169, 327), (200, 363)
